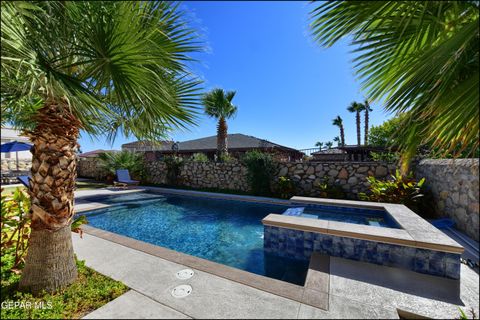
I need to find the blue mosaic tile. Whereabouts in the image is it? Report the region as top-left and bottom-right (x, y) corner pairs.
(264, 225), (456, 279)
(445, 262), (461, 279)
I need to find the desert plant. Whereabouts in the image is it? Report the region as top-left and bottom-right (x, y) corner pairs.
(1, 1), (202, 294)
(191, 153), (209, 163)
(332, 116), (345, 146)
(164, 155), (184, 185)
(276, 176), (296, 199)
(242, 150), (276, 196)
(310, 1), (479, 172)
(358, 170), (425, 211)
(314, 176), (345, 199)
(202, 88), (238, 158)
(98, 151), (144, 181)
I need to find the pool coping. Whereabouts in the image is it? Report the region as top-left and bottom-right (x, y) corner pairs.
(79, 224), (330, 310)
(76, 187), (464, 254)
(264, 196), (464, 254)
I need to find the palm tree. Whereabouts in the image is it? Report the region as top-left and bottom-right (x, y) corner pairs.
(363, 100), (372, 145)
(1, 1), (202, 294)
(333, 136), (341, 147)
(315, 141), (324, 150)
(325, 141), (333, 149)
(310, 1), (479, 172)
(332, 116), (345, 146)
(202, 88), (238, 158)
(347, 102), (365, 146)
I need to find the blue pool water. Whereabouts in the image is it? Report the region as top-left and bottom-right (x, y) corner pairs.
(82, 192), (398, 285)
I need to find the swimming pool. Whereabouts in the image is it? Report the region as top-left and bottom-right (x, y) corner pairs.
(81, 191), (399, 285)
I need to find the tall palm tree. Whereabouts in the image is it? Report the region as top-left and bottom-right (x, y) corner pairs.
(333, 136), (341, 147)
(1, 1), (202, 294)
(315, 141), (324, 150)
(363, 100), (372, 145)
(332, 116), (345, 146)
(310, 1), (479, 172)
(202, 88), (238, 158)
(347, 102), (365, 146)
(325, 141), (333, 149)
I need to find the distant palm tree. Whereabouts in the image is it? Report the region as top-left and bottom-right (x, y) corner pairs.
(325, 141), (333, 149)
(202, 88), (238, 158)
(333, 136), (340, 147)
(332, 116), (345, 146)
(310, 1), (479, 172)
(364, 100), (372, 145)
(347, 102), (365, 146)
(315, 141), (324, 150)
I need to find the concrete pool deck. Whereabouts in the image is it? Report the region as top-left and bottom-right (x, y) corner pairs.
(74, 188), (479, 318)
(74, 233), (479, 319)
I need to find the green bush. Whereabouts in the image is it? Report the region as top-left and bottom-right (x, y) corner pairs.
(370, 151), (399, 163)
(163, 155), (184, 185)
(314, 176), (345, 199)
(217, 153), (235, 163)
(358, 170), (426, 212)
(191, 153), (209, 163)
(242, 151), (276, 196)
(98, 150), (144, 180)
(275, 176), (296, 199)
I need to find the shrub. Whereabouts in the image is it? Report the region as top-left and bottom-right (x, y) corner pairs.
(98, 150), (144, 180)
(358, 170), (425, 212)
(1, 188), (88, 271)
(370, 151), (399, 163)
(191, 153), (209, 163)
(314, 176), (345, 199)
(242, 151), (276, 196)
(1, 188), (30, 270)
(276, 176), (296, 199)
(217, 153), (235, 163)
(164, 155), (184, 185)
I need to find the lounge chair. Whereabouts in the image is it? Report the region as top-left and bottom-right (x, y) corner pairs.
(114, 169), (140, 187)
(17, 175), (31, 188)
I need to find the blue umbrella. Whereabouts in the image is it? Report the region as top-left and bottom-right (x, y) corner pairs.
(1, 141), (32, 171)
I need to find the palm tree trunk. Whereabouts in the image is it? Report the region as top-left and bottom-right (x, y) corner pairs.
(340, 126), (345, 146)
(364, 109), (369, 145)
(19, 98), (81, 295)
(217, 117), (228, 158)
(356, 111), (361, 145)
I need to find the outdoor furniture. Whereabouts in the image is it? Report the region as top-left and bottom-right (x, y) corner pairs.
(0, 141), (32, 170)
(114, 169), (139, 187)
(17, 175), (31, 188)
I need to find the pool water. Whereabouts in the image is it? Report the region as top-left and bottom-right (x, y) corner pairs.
(82, 192), (399, 285)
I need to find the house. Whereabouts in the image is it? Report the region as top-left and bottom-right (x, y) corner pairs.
(78, 149), (118, 158)
(311, 145), (391, 161)
(123, 134), (303, 161)
(0, 127), (32, 160)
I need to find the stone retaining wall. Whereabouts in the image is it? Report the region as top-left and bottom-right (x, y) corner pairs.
(142, 159), (395, 198)
(415, 159), (479, 241)
(1, 159), (31, 171)
(77, 158), (109, 180)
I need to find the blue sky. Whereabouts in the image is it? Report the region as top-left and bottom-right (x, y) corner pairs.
(79, 1), (392, 153)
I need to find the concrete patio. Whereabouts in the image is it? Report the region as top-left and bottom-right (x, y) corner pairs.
(74, 232), (479, 319)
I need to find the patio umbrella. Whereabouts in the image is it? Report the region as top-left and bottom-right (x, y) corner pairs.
(0, 141), (32, 171)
